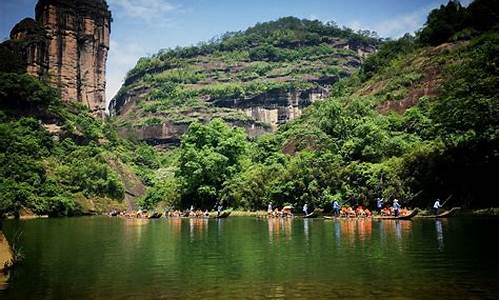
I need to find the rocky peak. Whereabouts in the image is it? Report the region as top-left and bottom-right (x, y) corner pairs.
(5, 0), (112, 118)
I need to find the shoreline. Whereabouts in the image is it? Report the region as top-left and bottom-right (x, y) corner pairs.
(4, 207), (498, 220)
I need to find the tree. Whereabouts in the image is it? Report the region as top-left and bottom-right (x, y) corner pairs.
(176, 119), (248, 209)
(418, 1), (467, 46)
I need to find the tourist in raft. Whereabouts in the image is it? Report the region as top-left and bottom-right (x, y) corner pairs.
(393, 199), (401, 217)
(433, 198), (443, 215)
(332, 200), (340, 217)
(303, 203), (308, 215)
(376, 198), (384, 215)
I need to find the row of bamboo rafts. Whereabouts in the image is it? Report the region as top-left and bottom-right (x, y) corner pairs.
(322, 210), (418, 220)
(325, 207), (460, 220)
(269, 207), (460, 220)
(113, 210), (232, 219)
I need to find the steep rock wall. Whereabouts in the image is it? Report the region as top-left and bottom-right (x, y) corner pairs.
(6, 0), (111, 117)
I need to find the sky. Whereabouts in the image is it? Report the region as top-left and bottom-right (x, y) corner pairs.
(0, 0), (473, 105)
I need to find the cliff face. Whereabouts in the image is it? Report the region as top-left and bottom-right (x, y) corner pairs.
(110, 18), (378, 146)
(6, 0), (111, 117)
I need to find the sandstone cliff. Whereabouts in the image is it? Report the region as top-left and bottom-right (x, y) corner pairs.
(109, 17), (378, 146)
(4, 0), (111, 117)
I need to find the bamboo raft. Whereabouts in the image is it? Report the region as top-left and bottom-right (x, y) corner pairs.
(415, 207), (461, 218)
(302, 211), (318, 219)
(372, 209), (419, 220)
(215, 211), (231, 219)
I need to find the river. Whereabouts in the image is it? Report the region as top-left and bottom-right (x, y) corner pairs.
(0, 216), (498, 299)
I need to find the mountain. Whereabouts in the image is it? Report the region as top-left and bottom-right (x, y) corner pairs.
(0, 0), (155, 217)
(109, 17), (380, 146)
(0, 0), (497, 217)
(136, 0), (498, 210)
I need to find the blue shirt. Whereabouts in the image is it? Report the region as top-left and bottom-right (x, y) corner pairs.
(377, 199), (383, 208)
(333, 201), (340, 209)
(393, 202), (401, 210)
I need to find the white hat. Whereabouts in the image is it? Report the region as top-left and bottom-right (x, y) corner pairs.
(393, 199), (398, 202)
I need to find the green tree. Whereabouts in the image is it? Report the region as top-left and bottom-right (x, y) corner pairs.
(176, 118), (248, 209)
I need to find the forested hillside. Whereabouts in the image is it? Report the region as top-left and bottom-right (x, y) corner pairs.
(137, 0), (498, 211)
(109, 17), (380, 146)
(0, 71), (166, 216)
(0, 0), (497, 217)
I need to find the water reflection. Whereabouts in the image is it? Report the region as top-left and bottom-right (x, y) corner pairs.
(189, 218), (208, 240)
(356, 219), (372, 241)
(2, 217), (498, 299)
(267, 218), (292, 242)
(341, 219), (356, 245)
(378, 220), (385, 241)
(167, 217), (182, 235)
(395, 221), (402, 240)
(303, 219), (310, 241)
(122, 218), (149, 241)
(217, 219), (224, 237)
(435, 220), (444, 251)
(334, 221), (341, 246)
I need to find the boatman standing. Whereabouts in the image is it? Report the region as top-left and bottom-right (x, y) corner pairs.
(217, 203), (223, 217)
(393, 199), (401, 217)
(376, 198), (384, 215)
(268, 202), (273, 214)
(303, 203), (308, 216)
(433, 198), (442, 215)
(332, 200), (340, 217)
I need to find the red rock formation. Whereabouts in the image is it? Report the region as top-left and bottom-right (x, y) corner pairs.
(7, 0), (111, 117)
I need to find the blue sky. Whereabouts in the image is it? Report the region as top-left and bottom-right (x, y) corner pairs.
(0, 0), (472, 103)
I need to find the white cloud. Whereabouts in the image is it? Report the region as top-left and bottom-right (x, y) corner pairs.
(105, 39), (147, 105)
(108, 0), (177, 20)
(372, 10), (423, 38)
(347, 6), (431, 38)
(347, 20), (363, 32)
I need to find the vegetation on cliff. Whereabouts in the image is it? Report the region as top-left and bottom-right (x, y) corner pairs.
(138, 0), (498, 211)
(110, 17), (379, 137)
(0, 0), (497, 216)
(0, 70), (165, 217)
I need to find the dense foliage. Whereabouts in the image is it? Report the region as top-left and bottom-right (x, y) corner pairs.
(418, 0), (498, 45)
(137, 0), (498, 212)
(0, 71), (168, 217)
(1, 0), (497, 217)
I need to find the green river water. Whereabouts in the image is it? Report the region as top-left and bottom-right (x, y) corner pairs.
(0, 216), (498, 299)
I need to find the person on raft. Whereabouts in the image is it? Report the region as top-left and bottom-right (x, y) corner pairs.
(217, 203), (223, 217)
(303, 203), (309, 215)
(376, 198), (384, 215)
(433, 199), (443, 215)
(332, 200), (340, 217)
(268, 202), (273, 215)
(393, 199), (401, 217)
